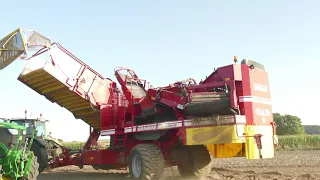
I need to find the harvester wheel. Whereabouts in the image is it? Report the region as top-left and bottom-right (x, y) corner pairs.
(177, 145), (212, 178)
(129, 144), (164, 180)
(19, 156), (40, 180)
(30, 141), (48, 173)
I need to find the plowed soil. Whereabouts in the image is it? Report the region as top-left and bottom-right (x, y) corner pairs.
(38, 150), (320, 180)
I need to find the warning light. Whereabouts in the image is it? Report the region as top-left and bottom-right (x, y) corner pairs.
(234, 56), (238, 63)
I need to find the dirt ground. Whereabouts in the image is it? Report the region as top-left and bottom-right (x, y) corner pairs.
(38, 150), (320, 180)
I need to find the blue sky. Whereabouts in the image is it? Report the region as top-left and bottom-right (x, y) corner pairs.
(0, 1), (319, 141)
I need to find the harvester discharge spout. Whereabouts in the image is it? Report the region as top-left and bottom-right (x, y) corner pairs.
(0, 28), (51, 70)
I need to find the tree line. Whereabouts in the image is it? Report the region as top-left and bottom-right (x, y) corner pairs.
(273, 113), (320, 135)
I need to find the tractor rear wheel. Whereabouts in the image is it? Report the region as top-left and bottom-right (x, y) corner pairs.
(176, 145), (213, 178)
(129, 144), (164, 180)
(30, 141), (48, 173)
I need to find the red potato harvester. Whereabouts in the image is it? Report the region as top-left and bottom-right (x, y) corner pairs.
(0, 28), (278, 180)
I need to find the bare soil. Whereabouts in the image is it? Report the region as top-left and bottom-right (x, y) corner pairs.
(38, 150), (320, 180)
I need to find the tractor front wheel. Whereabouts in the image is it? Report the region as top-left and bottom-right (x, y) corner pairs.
(129, 144), (164, 180)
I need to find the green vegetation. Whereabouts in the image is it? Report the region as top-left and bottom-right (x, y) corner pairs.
(63, 142), (86, 149)
(62, 140), (110, 149)
(278, 135), (320, 150)
(273, 113), (305, 135)
(304, 125), (320, 135)
(272, 113), (320, 150)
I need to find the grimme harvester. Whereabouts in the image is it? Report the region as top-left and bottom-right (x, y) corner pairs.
(0, 28), (278, 179)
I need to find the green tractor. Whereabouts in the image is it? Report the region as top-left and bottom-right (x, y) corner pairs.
(0, 119), (39, 180)
(7, 115), (64, 173)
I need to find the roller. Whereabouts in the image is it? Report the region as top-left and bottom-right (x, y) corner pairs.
(184, 92), (234, 117)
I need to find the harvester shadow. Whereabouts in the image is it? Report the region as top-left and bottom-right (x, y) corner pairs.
(37, 167), (233, 180)
(38, 171), (200, 180)
(38, 171), (130, 180)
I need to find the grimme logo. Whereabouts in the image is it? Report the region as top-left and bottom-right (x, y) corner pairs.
(255, 108), (271, 117)
(166, 123), (178, 128)
(137, 124), (157, 131)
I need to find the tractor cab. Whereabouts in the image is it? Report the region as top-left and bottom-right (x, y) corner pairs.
(8, 117), (49, 138)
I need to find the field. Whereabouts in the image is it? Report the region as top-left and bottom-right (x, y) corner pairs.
(38, 150), (320, 180)
(36, 135), (320, 179)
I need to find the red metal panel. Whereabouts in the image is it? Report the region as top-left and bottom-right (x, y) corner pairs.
(82, 149), (123, 165)
(240, 64), (253, 124)
(240, 64), (272, 125)
(99, 105), (116, 130)
(248, 68), (273, 125)
(201, 64), (242, 84)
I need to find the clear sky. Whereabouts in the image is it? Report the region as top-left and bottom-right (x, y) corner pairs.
(0, 1), (319, 141)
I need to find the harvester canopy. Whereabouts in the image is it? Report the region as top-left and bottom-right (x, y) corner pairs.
(0, 28), (51, 70)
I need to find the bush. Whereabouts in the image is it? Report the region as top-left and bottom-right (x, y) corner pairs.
(274, 113), (305, 135)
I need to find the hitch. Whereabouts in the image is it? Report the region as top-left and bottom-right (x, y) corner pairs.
(254, 134), (263, 150)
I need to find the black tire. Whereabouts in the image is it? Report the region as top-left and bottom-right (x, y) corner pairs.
(19, 155), (40, 180)
(177, 145), (212, 178)
(30, 141), (48, 173)
(129, 144), (164, 180)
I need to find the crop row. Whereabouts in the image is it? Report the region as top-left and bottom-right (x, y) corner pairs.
(277, 134), (320, 150)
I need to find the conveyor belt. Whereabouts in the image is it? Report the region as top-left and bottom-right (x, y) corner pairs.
(184, 92), (233, 117)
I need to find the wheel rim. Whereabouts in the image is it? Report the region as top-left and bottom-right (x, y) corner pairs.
(132, 154), (142, 177)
